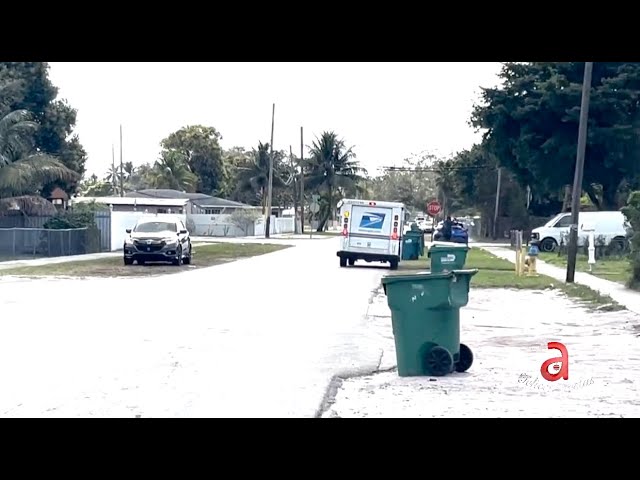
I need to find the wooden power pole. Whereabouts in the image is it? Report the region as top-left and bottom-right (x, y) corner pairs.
(289, 145), (300, 234)
(119, 124), (124, 197)
(566, 62), (594, 283)
(111, 144), (116, 195)
(265, 104), (275, 238)
(300, 126), (305, 234)
(493, 167), (502, 239)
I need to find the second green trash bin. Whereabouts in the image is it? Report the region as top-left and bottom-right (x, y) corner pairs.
(428, 242), (469, 273)
(402, 230), (424, 260)
(381, 269), (477, 377)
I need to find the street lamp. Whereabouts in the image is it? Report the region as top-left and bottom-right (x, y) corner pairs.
(566, 62), (594, 283)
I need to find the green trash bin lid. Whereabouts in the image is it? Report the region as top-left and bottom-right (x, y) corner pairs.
(381, 270), (454, 286)
(429, 241), (469, 251)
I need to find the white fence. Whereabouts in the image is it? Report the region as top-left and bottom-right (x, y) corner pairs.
(111, 211), (187, 251)
(110, 212), (296, 249)
(254, 216), (295, 236)
(188, 214), (252, 237)
(188, 214), (295, 238)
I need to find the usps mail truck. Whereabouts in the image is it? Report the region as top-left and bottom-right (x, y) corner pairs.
(336, 199), (406, 270)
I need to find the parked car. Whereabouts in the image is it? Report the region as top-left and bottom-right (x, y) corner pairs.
(414, 215), (433, 233)
(123, 215), (192, 266)
(433, 220), (469, 244)
(531, 211), (629, 253)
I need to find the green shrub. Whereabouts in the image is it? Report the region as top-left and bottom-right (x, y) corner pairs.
(39, 202), (104, 256)
(621, 192), (640, 288)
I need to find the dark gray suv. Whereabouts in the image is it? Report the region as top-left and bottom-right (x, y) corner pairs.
(123, 216), (192, 266)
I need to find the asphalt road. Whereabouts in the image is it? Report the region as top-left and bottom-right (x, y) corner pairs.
(0, 236), (391, 417)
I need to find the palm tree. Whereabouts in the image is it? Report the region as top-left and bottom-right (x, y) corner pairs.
(105, 164), (122, 195)
(149, 150), (198, 192)
(236, 142), (286, 214)
(123, 161), (135, 179)
(0, 109), (78, 215)
(306, 131), (364, 231)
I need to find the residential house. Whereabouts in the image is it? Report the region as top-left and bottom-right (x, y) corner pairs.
(124, 189), (254, 215)
(125, 189), (263, 237)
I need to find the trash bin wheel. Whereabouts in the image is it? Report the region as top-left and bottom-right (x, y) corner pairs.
(425, 346), (454, 376)
(455, 343), (473, 373)
(339, 257), (347, 267)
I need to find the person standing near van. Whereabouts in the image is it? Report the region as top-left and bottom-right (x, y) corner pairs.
(442, 216), (453, 241)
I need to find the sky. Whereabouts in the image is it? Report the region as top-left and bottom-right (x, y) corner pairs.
(47, 62), (503, 179)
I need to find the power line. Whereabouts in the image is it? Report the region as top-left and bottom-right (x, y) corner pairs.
(379, 165), (495, 173)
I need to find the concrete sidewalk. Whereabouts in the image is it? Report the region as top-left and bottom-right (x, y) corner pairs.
(481, 246), (640, 316)
(322, 286), (640, 418)
(0, 252), (121, 270)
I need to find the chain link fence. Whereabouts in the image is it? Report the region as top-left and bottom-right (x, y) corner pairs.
(0, 227), (97, 260)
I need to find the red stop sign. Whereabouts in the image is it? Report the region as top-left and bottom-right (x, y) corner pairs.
(427, 201), (441, 217)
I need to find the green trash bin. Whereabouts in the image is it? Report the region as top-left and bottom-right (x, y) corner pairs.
(381, 269), (478, 377)
(407, 227), (425, 257)
(428, 242), (469, 273)
(402, 230), (424, 260)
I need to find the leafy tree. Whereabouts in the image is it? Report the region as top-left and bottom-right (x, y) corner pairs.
(125, 162), (154, 191)
(621, 191), (640, 288)
(472, 62), (640, 212)
(221, 146), (251, 199)
(448, 143), (528, 237)
(306, 131), (364, 231)
(149, 151), (198, 192)
(232, 142), (286, 213)
(0, 62), (87, 195)
(0, 109), (78, 214)
(160, 125), (227, 195)
(366, 153), (439, 214)
(79, 174), (113, 197)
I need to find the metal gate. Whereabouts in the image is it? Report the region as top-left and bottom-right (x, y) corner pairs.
(94, 211), (111, 252)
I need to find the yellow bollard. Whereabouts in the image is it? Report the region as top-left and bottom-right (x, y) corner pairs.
(527, 256), (537, 275)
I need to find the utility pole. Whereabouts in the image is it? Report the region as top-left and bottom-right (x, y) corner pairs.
(493, 167), (502, 239)
(300, 126), (305, 234)
(289, 145), (300, 234)
(566, 62), (594, 283)
(265, 104), (275, 238)
(119, 124), (124, 197)
(111, 144), (116, 195)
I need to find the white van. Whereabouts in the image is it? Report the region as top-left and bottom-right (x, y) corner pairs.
(336, 199), (406, 270)
(531, 211), (630, 252)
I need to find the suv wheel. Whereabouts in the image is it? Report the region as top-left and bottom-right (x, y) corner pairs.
(173, 246), (183, 266)
(183, 242), (192, 265)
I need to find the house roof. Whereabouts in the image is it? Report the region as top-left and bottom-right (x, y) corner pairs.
(71, 196), (190, 207)
(125, 189), (252, 208)
(125, 189), (210, 201)
(49, 187), (69, 200)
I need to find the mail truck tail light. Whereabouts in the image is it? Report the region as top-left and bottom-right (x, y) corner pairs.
(391, 227), (398, 240)
(342, 227), (348, 237)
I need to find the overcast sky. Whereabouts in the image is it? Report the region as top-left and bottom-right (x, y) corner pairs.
(47, 62), (502, 178)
